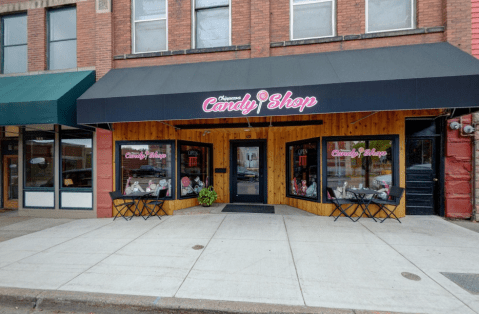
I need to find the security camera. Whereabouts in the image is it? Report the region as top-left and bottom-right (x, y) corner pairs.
(450, 122), (461, 130)
(464, 125), (475, 134)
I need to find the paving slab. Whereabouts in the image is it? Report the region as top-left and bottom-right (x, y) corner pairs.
(214, 214), (288, 241)
(176, 237), (304, 306)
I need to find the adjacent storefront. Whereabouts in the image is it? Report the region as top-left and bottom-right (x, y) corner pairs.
(0, 71), (97, 217)
(77, 43), (479, 218)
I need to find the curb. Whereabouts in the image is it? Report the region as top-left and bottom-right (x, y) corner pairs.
(0, 287), (414, 314)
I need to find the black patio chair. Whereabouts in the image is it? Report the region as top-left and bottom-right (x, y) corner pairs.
(110, 191), (135, 221)
(371, 186), (404, 223)
(143, 188), (168, 220)
(327, 187), (356, 222)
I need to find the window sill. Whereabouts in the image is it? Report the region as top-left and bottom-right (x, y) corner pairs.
(271, 26), (445, 48)
(114, 45), (251, 60)
(0, 66), (95, 78)
(287, 194), (320, 203)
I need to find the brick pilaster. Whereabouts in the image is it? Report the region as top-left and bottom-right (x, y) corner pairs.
(27, 8), (46, 72)
(250, 0), (270, 58)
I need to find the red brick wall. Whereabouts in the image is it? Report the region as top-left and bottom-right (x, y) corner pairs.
(473, 0), (479, 56)
(251, 0), (270, 58)
(96, 129), (114, 218)
(77, 1), (96, 68)
(445, 115), (473, 219)
(27, 8), (46, 72)
(445, 0), (472, 53)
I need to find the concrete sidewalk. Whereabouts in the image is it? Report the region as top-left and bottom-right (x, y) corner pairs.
(0, 212), (478, 314)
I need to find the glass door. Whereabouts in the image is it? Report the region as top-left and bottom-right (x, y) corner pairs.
(3, 156), (18, 209)
(230, 141), (266, 203)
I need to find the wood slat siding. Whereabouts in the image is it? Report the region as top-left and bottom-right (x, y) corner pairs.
(111, 110), (442, 217)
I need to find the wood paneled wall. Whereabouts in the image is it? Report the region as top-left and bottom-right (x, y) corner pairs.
(112, 109), (442, 217)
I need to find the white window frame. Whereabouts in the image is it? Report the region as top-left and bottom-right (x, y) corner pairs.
(290, 0), (336, 41)
(132, 0), (168, 54)
(191, 0), (232, 49)
(365, 0), (415, 33)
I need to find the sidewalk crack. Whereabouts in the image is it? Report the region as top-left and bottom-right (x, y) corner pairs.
(282, 215), (307, 306)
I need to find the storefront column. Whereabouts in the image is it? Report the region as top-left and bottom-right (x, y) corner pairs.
(18, 131), (23, 212)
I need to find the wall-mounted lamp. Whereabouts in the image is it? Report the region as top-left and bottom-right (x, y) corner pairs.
(202, 130), (211, 136)
(464, 125), (475, 134)
(450, 122), (461, 130)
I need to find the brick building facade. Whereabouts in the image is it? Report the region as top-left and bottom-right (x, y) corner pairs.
(1, 0), (478, 218)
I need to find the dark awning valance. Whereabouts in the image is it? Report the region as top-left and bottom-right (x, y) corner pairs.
(76, 43), (479, 125)
(0, 71), (95, 127)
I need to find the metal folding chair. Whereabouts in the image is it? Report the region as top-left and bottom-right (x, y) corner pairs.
(371, 186), (404, 223)
(143, 188), (168, 220)
(110, 191), (135, 221)
(327, 187), (356, 222)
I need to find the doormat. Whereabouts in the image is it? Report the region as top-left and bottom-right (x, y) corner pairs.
(441, 272), (479, 295)
(222, 204), (275, 214)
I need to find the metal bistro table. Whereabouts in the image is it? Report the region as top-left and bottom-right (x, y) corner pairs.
(346, 188), (379, 222)
(122, 191), (153, 220)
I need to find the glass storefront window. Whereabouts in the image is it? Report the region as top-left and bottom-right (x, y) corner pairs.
(119, 142), (174, 197)
(287, 141), (319, 200)
(325, 138), (394, 200)
(61, 131), (93, 188)
(24, 132), (55, 188)
(178, 142), (212, 198)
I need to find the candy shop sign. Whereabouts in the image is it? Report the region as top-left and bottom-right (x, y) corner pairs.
(202, 90), (318, 115)
(331, 148), (387, 158)
(125, 151), (167, 160)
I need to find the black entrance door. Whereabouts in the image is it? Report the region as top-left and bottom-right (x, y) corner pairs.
(405, 138), (438, 215)
(230, 141), (266, 203)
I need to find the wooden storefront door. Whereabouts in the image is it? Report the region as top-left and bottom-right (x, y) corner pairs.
(3, 155), (19, 209)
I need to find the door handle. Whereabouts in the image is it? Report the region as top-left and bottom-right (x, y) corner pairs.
(433, 178), (438, 182)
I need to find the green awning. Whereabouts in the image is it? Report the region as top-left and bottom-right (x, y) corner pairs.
(0, 71), (95, 127)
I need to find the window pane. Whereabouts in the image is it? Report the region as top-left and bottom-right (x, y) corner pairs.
(179, 145), (211, 197)
(120, 144), (173, 196)
(135, 0), (166, 21)
(196, 0), (228, 9)
(406, 139), (432, 169)
(3, 45), (27, 74)
(61, 132), (93, 188)
(326, 140), (393, 200)
(3, 14), (27, 45)
(196, 7), (229, 48)
(293, 1), (333, 39)
(24, 134), (55, 188)
(236, 147), (259, 196)
(288, 142), (318, 199)
(49, 40), (77, 70)
(368, 0), (412, 32)
(135, 20), (167, 52)
(49, 8), (76, 41)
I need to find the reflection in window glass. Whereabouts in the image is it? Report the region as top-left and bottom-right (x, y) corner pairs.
(133, 0), (167, 52)
(406, 139), (432, 169)
(120, 144), (173, 196)
(326, 139), (392, 200)
(2, 14), (27, 74)
(195, 0), (229, 48)
(24, 133), (55, 188)
(61, 131), (93, 188)
(288, 142), (318, 199)
(367, 0), (413, 32)
(179, 144), (211, 197)
(48, 7), (77, 70)
(292, 0), (333, 40)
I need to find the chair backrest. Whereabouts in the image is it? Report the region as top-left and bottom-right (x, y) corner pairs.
(388, 186), (404, 202)
(109, 190), (123, 201)
(326, 187), (337, 200)
(158, 188), (168, 199)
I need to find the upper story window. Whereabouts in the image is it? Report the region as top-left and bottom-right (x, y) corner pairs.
(366, 0), (414, 33)
(48, 7), (77, 70)
(132, 0), (167, 53)
(1, 14), (27, 74)
(291, 0), (335, 40)
(193, 0), (230, 49)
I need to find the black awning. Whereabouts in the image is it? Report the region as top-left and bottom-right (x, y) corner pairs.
(77, 43), (479, 125)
